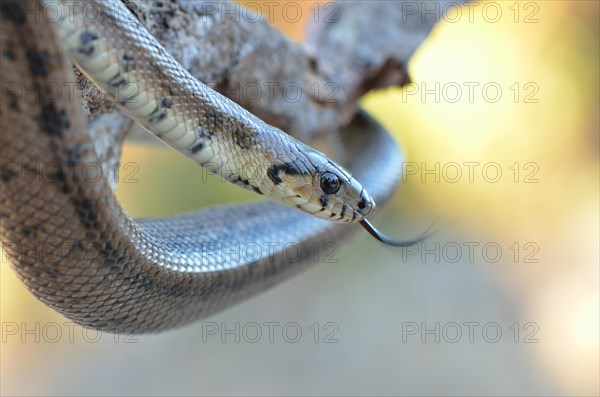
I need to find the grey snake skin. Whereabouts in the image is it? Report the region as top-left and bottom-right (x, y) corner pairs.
(0, 0), (404, 332)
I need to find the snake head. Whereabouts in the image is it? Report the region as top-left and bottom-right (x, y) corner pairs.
(273, 146), (376, 223)
(311, 165), (376, 223)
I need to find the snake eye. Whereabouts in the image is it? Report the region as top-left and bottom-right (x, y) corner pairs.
(320, 172), (340, 194)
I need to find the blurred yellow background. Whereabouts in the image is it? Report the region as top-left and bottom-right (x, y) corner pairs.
(1, 1), (598, 396)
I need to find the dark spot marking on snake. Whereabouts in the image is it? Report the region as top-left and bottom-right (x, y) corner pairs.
(319, 194), (329, 207)
(98, 245), (132, 285)
(1, 2), (26, 24)
(233, 176), (261, 194)
(190, 142), (204, 154)
(285, 164), (302, 175)
(148, 103), (167, 124)
(39, 103), (69, 136)
(235, 176), (249, 185)
(77, 31), (98, 57)
(122, 52), (136, 72)
(71, 196), (99, 230)
(108, 72), (127, 88)
(340, 205), (346, 219)
(267, 162), (304, 185)
(267, 165), (283, 184)
(80, 31), (98, 45)
(232, 125), (256, 149)
(150, 109), (167, 124)
(78, 45), (95, 56)
(25, 50), (50, 76)
(52, 168), (70, 194)
(204, 108), (220, 127)
(161, 98), (173, 108)
(192, 128), (213, 146)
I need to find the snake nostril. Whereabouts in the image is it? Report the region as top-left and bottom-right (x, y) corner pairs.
(357, 195), (376, 216)
(356, 199), (373, 217)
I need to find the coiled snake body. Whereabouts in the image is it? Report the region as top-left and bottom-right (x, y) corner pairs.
(1, 0), (404, 332)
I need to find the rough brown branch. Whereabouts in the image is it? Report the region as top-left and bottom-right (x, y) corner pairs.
(83, 0), (466, 141)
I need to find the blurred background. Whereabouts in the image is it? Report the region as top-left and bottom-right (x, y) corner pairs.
(1, 1), (598, 396)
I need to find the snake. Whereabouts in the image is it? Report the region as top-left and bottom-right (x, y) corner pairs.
(0, 0), (427, 332)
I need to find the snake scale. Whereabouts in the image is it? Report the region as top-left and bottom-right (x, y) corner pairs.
(0, 0), (409, 332)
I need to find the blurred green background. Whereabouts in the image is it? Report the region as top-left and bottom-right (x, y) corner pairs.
(1, 1), (598, 396)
